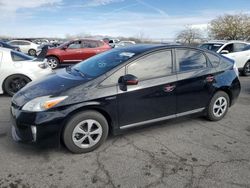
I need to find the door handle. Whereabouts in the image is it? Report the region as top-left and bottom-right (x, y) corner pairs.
(206, 75), (214, 83)
(164, 84), (176, 92)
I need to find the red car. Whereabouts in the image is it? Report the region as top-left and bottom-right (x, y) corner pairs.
(46, 39), (111, 69)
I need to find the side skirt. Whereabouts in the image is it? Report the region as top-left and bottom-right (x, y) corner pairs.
(120, 108), (205, 130)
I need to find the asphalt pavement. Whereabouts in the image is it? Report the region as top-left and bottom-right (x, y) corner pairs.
(0, 77), (249, 188)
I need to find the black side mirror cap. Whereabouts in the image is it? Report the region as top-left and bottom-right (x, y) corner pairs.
(118, 74), (138, 91)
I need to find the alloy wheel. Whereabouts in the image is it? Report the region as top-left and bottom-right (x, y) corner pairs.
(72, 119), (103, 149)
(244, 62), (250, 74)
(47, 58), (58, 69)
(213, 97), (228, 118)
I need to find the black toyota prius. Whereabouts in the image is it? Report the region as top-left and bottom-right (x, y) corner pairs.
(11, 44), (241, 153)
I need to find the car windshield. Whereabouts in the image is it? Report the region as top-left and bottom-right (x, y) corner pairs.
(199, 43), (223, 52)
(11, 51), (34, 61)
(73, 49), (136, 77)
(242, 45), (250, 51)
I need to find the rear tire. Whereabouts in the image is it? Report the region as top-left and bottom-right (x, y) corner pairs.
(206, 91), (230, 121)
(28, 49), (36, 56)
(63, 111), (109, 154)
(3, 75), (31, 96)
(47, 56), (59, 69)
(242, 61), (250, 76)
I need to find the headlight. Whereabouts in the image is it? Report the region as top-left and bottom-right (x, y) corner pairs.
(22, 96), (68, 112)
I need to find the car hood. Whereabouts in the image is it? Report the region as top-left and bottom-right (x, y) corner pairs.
(12, 69), (93, 107)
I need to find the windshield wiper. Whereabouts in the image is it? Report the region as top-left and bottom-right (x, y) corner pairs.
(73, 68), (85, 77)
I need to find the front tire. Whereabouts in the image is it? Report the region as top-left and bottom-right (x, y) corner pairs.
(47, 56), (59, 69)
(3, 75), (31, 96)
(206, 91), (230, 121)
(242, 61), (250, 76)
(63, 111), (109, 154)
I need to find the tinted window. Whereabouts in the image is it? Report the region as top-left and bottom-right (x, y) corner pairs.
(68, 41), (81, 49)
(83, 41), (98, 48)
(11, 51), (33, 61)
(234, 43), (247, 52)
(206, 53), (220, 67)
(9, 41), (19, 45)
(243, 45), (250, 51)
(73, 50), (135, 78)
(97, 41), (104, 47)
(176, 49), (207, 72)
(127, 50), (172, 80)
(221, 44), (233, 53)
(102, 67), (125, 86)
(18, 41), (30, 45)
(200, 43), (223, 52)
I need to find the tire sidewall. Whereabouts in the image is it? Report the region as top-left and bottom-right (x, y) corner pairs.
(28, 49), (36, 56)
(63, 111), (109, 154)
(243, 61), (250, 76)
(3, 75), (31, 96)
(47, 56), (59, 69)
(207, 91), (230, 121)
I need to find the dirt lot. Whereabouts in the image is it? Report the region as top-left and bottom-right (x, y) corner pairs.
(0, 77), (249, 188)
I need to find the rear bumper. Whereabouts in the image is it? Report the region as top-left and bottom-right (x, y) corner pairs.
(230, 77), (241, 106)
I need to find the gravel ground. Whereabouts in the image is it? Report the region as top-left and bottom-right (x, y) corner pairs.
(0, 76), (249, 188)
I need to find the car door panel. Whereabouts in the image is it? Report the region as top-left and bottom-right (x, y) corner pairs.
(176, 69), (216, 113)
(118, 75), (177, 127)
(175, 48), (216, 113)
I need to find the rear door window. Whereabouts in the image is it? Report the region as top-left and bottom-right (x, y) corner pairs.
(233, 43), (248, 52)
(82, 41), (99, 48)
(176, 49), (207, 72)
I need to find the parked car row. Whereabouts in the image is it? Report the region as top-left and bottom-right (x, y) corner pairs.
(0, 38), (248, 98)
(7, 40), (41, 56)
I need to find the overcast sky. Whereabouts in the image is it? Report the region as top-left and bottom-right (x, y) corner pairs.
(0, 0), (249, 39)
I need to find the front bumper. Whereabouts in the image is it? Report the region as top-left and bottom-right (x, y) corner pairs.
(10, 105), (63, 147)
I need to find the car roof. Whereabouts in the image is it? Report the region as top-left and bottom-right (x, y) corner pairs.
(72, 38), (103, 42)
(203, 40), (249, 45)
(114, 44), (200, 53)
(9, 39), (31, 42)
(113, 44), (221, 59)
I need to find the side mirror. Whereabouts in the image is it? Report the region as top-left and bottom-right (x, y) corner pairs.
(220, 50), (229, 54)
(118, 74), (138, 91)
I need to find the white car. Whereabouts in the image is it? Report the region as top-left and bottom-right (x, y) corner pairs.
(200, 41), (250, 75)
(0, 47), (52, 96)
(223, 45), (250, 76)
(200, 40), (250, 54)
(7, 40), (40, 56)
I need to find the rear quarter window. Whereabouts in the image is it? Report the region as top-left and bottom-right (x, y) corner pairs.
(205, 53), (220, 67)
(11, 51), (33, 61)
